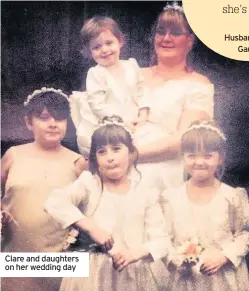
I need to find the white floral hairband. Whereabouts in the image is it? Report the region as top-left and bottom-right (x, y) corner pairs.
(182, 123), (226, 141)
(97, 120), (133, 137)
(163, 2), (184, 12)
(24, 87), (68, 106)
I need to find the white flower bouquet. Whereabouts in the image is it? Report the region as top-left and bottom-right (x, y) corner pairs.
(170, 238), (205, 277)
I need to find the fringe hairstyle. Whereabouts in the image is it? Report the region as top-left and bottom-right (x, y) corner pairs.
(181, 120), (226, 179)
(149, 2), (194, 69)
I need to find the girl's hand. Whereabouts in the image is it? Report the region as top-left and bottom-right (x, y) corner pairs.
(200, 249), (229, 275)
(88, 226), (114, 252)
(112, 248), (142, 272)
(74, 157), (88, 177)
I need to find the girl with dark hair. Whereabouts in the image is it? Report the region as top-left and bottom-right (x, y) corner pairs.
(160, 120), (249, 291)
(1, 87), (87, 291)
(45, 115), (168, 291)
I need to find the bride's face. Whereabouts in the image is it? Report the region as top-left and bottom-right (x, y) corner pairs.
(154, 13), (194, 62)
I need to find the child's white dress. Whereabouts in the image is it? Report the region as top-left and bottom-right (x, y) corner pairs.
(70, 58), (144, 155)
(134, 80), (214, 188)
(158, 182), (249, 291)
(86, 58), (143, 123)
(44, 171), (169, 291)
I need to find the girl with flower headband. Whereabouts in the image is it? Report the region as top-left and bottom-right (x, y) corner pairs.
(1, 88), (87, 291)
(45, 115), (169, 291)
(70, 16), (150, 155)
(158, 120), (249, 291)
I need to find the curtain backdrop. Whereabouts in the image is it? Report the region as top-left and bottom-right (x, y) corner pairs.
(1, 1), (249, 187)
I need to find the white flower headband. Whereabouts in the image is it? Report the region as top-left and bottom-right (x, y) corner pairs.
(182, 123), (226, 141)
(163, 2), (184, 12)
(97, 119), (133, 137)
(24, 87), (68, 106)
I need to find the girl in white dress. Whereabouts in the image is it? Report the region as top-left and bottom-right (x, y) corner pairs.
(74, 16), (148, 155)
(45, 115), (169, 291)
(160, 120), (249, 291)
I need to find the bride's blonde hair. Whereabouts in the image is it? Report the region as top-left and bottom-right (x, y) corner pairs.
(150, 2), (194, 69)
